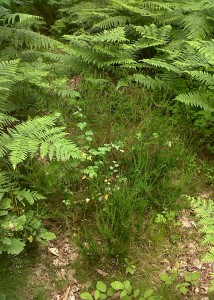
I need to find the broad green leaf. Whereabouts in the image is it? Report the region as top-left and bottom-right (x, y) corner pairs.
(15, 215), (26, 230)
(123, 280), (131, 290)
(127, 285), (132, 294)
(85, 130), (94, 136)
(184, 272), (193, 282)
(160, 274), (168, 282)
(96, 281), (107, 293)
(38, 231), (56, 241)
(111, 281), (124, 290)
(1, 237), (11, 245)
(179, 287), (188, 295)
(0, 198), (11, 209)
(80, 292), (93, 300)
(7, 238), (25, 254)
(126, 266), (135, 275)
(107, 288), (115, 296)
(0, 210), (8, 216)
(99, 293), (107, 299)
(77, 122), (87, 130)
(120, 295), (131, 300)
(120, 290), (127, 298)
(192, 272), (200, 280)
(94, 290), (100, 300)
(143, 289), (154, 298)
(133, 289), (140, 298)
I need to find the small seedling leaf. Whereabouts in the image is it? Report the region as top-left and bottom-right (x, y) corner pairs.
(192, 272), (200, 280)
(120, 290), (127, 298)
(123, 280), (131, 290)
(111, 281), (124, 290)
(80, 292), (93, 300)
(143, 289), (154, 298)
(120, 296), (131, 300)
(133, 289), (140, 298)
(94, 290), (101, 300)
(107, 288), (115, 296)
(96, 281), (107, 293)
(160, 274), (168, 282)
(184, 272), (191, 282)
(179, 287), (188, 295)
(7, 238), (25, 254)
(99, 293), (107, 299)
(1, 237), (11, 245)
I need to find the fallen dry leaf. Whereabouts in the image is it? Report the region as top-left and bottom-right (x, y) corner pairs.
(200, 191), (213, 199)
(96, 269), (108, 277)
(179, 216), (193, 228)
(48, 247), (59, 256)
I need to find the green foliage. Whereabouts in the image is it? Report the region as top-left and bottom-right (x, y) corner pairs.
(0, 0), (85, 254)
(48, 0), (214, 116)
(0, 3), (211, 300)
(155, 209), (180, 227)
(190, 196), (214, 292)
(80, 279), (161, 300)
(160, 269), (200, 295)
(124, 258), (136, 275)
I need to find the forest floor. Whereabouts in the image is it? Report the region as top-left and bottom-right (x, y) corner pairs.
(1, 188), (213, 300)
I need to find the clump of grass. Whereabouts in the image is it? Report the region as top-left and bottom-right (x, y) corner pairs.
(71, 82), (196, 261)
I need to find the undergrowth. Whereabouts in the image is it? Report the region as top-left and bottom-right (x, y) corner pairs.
(0, 0), (214, 299)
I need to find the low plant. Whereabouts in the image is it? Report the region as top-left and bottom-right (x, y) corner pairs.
(160, 269), (200, 295)
(80, 280), (161, 300)
(155, 209), (179, 226)
(190, 196), (214, 292)
(124, 258), (136, 275)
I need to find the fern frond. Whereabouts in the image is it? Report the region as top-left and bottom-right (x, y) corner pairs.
(203, 249), (214, 263)
(142, 59), (182, 73)
(118, 73), (165, 90)
(94, 27), (128, 43)
(133, 24), (171, 42)
(175, 92), (212, 110)
(111, 0), (155, 17)
(182, 12), (213, 39)
(142, 1), (175, 11)
(189, 40), (214, 64)
(186, 71), (214, 88)
(4, 13), (43, 25)
(0, 172), (15, 194)
(16, 188), (45, 205)
(1, 114), (84, 168)
(0, 59), (19, 103)
(13, 28), (62, 49)
(92, 16), (131, 30)
(0, 113), (17, 128)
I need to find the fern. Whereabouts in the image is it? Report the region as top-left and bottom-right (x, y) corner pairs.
(191, 196), (214, 291)
(133, 24), (172, 42)
(186, 70), (214, 88)
(0, 60), (19, 109)
(3, 13), (43, 25)
(117, 73), (165, 90)
(142, 59), (182, 74)
(92, 16), (131, 31)
(142, 1), (175, 11)
(175, 92), (213, 110)
(0, 114), (84, 168)
(12, 28), (62, 49)
(189, 40), (214, 64)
